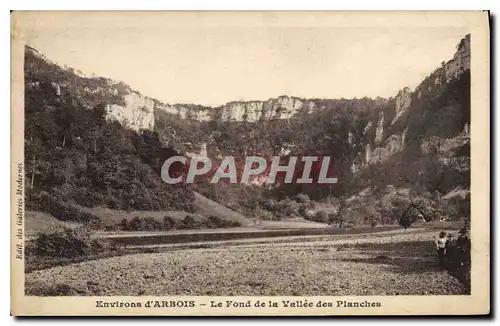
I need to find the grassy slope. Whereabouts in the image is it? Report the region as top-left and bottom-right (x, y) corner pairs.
(25, 211), (83, 237)
(192, 191), (253, 226)
(25, 190), (253, 233)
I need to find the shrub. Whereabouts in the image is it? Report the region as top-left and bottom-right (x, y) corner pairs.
(259, 199), (278, 211)
(294, 193), (310, 203)
(25, 282), (89, 296)
(72, 187), (105, 208)
(305, 210), (329, 223)
(127, 216), (145, 231)
(118, 218), (129, 231)
(33, 227), (101, 258)
(254, 207), (278, 220)
(143, 217), (163, 231)
(299, 204), (318, 219)
(124, 216), (165, 231)
(162, 216), (176, 230)
(328, 213), (344, 227)
(37, 192), (100, 227)
(258, 198), (292, 219)
(399, 205), (422, 229)
(206, 215), (241, 228)
(298, 205), (306, 217)
(116, 214), (241, 232)
(105, 197), (119, 209)
(183, 215), (204, 229)
(274, 199), (296, 219)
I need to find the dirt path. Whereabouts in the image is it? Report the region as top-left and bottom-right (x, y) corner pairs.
(122, 228), (429, 250)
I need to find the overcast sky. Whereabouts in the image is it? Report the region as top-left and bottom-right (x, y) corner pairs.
(17, 12), (469, 107)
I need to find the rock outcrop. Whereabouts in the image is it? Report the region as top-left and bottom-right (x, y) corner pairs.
(106, 91), (155, 130)
(354, 34), (470, 168)
(392, 87), (412, 125)
(160, 96), (316, 123)
(219, 96), (315, 122)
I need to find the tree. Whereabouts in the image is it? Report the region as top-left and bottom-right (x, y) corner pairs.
(399, 209), (413, 230)
(399, 205), (423, 230)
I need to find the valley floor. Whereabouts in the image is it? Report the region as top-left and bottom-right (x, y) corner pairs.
(25, 229), (467, 296)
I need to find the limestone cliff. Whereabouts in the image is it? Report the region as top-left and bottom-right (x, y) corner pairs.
(159, 95), (316, 123)
(355, 34), (470, 169)
(25, 32), (470, 189)
(106, 90), (155, 130)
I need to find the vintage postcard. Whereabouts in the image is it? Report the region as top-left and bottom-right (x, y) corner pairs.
(11, 11), (490, 316)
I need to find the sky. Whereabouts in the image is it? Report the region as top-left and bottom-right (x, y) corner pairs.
(16, 12), (469, 107)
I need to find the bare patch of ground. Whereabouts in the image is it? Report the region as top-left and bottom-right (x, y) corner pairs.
(25, 230), (466, 296)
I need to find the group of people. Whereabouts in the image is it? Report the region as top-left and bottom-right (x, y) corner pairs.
(434, 226), (471, 274)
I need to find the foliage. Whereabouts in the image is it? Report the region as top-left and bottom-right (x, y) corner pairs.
(294, 193), (311, 203)
(32, 227), (102, 258)
(304, 210), (329, 223)
(25, 282), (89, 296)
(24, 47), (196, 214)
(398, 205), (422, 229)
(32, 191), (100, 227)
(116, 215), (241, 231)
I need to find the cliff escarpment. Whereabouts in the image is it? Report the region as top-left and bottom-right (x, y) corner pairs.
(24, 33), (470, 224)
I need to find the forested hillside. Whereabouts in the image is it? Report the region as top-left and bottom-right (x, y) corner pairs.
(24, 34), (470, 228)
(24, 47), (195, 216)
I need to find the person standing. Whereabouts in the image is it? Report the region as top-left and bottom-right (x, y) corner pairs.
(456, 226), (471, 269)
(435, 231), (448, 268)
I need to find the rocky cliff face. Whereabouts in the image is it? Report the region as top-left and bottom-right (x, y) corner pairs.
(393, 87), (412, 125)
(25, 33), (470, 195)
(25, 46), (156, 131)
(107, 92), (315, 128)
(219, 96), (316, 122)
(26, 33), (469, 138)
(158, 95), (316, 123)
(355, 34), (470, 171)
(106, 91), (155, 130)
(445, 34), (471, 82)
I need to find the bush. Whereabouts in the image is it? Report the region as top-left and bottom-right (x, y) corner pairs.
(206, 215), (241, 228)
(143, 217), (163, 231)
(124, 216), (164, 231)
(259, 199), (278, 211)
(253, 207), (277, 220)
(72, 187), (105, 208)
(116, 215), (242, 232)
(273, 199), (298, 219)
(162, 216), (176, 230)
(294, 193), (310, 203)
(183, 215), (204, 229)
(127, 216), (145, 231)
(118, 218), (129, 231)
(33, 227), (101, 258)
(258, 198), (295, 219)
(327, 213), (343, 227)
(105, 197), (119, 209)
(399, 205), (422, 229)
(36, 192), (100, 227)
(305, 210), (329, 223)
(25, 282), (89, 296)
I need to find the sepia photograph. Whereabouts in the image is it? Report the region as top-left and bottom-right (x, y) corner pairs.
(10, 10), (490, 315)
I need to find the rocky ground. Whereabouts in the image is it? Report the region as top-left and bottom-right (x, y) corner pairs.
(25, 230), (466, 296)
